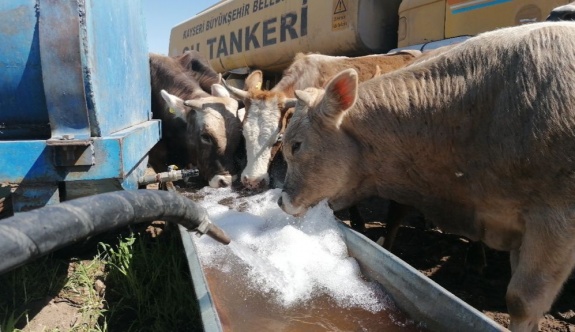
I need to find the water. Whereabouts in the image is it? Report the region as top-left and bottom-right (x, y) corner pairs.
(186, 188), (427, 331)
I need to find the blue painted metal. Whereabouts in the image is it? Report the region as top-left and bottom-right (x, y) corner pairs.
(0, 0), (152, 140)
(12, 183), (60, 213)
(0, 0), (50, 140)
(0, 0), (158, 211)
(0, 120), (160, 183)
(39, 0), (91, 140)
(82, 0), (152, 137)
(180, 222), (508, 331)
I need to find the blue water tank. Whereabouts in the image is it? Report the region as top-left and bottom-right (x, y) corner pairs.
(0, 0), (151, 140)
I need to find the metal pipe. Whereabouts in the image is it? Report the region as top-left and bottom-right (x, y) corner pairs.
(0, 189), (230, 275)
(138, 168), (199, 186)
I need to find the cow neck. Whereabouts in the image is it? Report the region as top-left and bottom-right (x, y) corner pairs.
(349, 65), (466, 144)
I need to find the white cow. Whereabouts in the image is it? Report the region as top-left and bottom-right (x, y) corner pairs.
(223, 51), (421, 189)
(279, 22), (575, 331)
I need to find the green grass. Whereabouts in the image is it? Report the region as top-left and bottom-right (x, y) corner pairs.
(101, 226), (202, 332)
(0, 224), (202, 332)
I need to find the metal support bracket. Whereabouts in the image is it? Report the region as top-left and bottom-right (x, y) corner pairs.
(46, 137), (95, 166)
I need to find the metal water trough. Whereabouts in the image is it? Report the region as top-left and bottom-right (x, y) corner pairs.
(180, 222), (508, 332)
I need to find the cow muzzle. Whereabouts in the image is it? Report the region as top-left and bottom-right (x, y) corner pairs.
(277, 191), (307, 217)
(209, 174), (233, 188)
(241, 173), (269, 190)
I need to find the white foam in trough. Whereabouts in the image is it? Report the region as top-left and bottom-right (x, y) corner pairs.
(192, 188), (393, 312)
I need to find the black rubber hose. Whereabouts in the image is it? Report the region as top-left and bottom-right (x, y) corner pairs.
(0, 189), (230, 275)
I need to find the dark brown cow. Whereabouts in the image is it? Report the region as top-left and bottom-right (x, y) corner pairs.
(174, 50), (221, 93)
(279, 22), (575, 330)
(546, 1), (575, 21)
(148, 53), (242, 188)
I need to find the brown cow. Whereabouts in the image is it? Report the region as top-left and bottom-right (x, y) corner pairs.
(149, 53), (242, 188)
(223, 50), (421, 189)
(278, 22), (575, 331)
(174, 50), (221, 93)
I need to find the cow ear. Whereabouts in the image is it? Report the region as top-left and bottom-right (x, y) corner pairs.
(318, 69), (358, 129)
(183, 99), (203, 111)
(160, 90), (187, 118)
(211, 83), (230, 98)
(245, 70), (263, 90)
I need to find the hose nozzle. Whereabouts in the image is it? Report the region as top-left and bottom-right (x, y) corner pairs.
(196, 218), (231, 245)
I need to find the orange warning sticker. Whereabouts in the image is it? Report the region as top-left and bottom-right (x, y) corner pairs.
(332, 0), (349, 31)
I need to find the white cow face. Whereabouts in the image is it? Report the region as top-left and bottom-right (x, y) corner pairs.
(222, 71), (296, 190)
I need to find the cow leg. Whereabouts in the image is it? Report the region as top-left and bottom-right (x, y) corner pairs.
(506, 211), (575, 332)
(382, 204), (402, 250)
(509, 248), (520, 276)
(464, 241), (487, 275)
(381, 200), (416, 250)
(348, 205), (366, 233)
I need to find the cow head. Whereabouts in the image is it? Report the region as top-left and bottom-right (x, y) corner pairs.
(278, 69), (360, 216)
(161, 84), (242, 188)
(547, 2), (575, 21)
(223, 70), (296, 190)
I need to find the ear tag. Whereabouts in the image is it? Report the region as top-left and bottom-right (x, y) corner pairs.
(255, 82), (262, 90)
(169, 107), (185, 119)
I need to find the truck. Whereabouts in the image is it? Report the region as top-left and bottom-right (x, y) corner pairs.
(169, 0), (568, 86)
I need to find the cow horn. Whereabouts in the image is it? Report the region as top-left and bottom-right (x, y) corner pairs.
(294, 90), (314, 107)
(183, 99), (203, 110)
(221, 78), (249, 100)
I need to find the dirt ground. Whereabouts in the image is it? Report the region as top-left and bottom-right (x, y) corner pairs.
(9, 180), (574, 331)
(335, 196), (575, 332)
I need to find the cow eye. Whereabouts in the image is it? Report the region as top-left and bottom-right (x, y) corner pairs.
(291, 142), (301, 154)
(200, 133), (212, 144)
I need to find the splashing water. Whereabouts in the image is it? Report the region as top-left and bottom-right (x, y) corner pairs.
(190, 188), (388, 310)
(227, 241), (287, 290)
(184, 187), (425, 332)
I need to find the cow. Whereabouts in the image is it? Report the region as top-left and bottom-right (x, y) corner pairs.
(277, 22), (575, 331)
(546, 2), (575, 21)
(174, 50), (221, 93)
(223, 50), (422, 190)
(148, 53), (242, 188)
